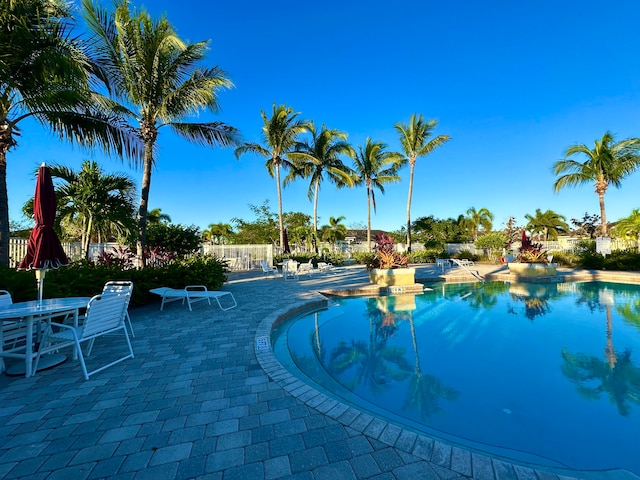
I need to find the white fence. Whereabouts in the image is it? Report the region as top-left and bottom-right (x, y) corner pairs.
(9, 238), (273, 271)
(446, 238), (640, 256)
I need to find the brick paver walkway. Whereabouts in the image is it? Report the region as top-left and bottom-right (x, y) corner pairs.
(0, 264), (634, 480)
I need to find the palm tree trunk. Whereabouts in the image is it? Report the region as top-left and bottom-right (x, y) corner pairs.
(136, 141), (154, 268)
(367, 188), (372, 252)
(599, 192), (608, 236)
(275, 163), (284, 251)
(0, 128), (11, 267)
(313, 178), (319, 234)
(406, 161), (415, 253)
(83, 214), (93, 261)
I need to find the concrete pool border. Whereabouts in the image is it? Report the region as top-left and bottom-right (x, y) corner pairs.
(254, 273), (640, 480)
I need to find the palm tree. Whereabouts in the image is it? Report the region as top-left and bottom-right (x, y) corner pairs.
(147, 208), (171, 225)
(524, 208), (569, 241)
(0, 0), (140, 266)
(611, 209), (640, 241)
(319, 216), (348, 250)
(203, 222), (233, 244)
(464, 207), (494, 241)
(286, 123), (355, 233)
(553, 131), (640, 236)
(84, 0), (240, 266)
(394, 114), (450, 251)
(235, 104), (307, 250)
(24, 160), (137, 259)
(352, 139), (403, 251)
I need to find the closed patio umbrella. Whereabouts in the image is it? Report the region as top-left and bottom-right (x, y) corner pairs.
(18, 163), (69, 304)
(283, 228), (291, 254)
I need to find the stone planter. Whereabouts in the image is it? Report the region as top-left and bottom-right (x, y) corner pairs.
(508, 263), (557, 277)
(369, 268), (416, 286)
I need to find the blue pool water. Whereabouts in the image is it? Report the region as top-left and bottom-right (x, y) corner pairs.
(272, 281), (640, 474)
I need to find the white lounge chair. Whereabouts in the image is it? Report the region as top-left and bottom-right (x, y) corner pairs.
(102, 281), (135, 337)
(260, 261), (278, 277)
(149, 285), (238, 311)
(297, 259), (316, 277)
(34, 294), (134, 380)
(317, 262), (334, 272)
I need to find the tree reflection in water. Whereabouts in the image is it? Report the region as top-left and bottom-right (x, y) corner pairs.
(328, 295), (459, 419)
(562, 284), (640, 416)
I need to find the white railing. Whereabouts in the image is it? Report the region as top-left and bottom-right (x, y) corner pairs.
(201, 243), (273, 270)
(9, 238), (274, 271)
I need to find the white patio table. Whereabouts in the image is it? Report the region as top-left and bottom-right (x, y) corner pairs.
(0, 297), (90, 377)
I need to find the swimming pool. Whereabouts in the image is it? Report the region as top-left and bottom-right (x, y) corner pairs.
(272, 281), (640, 475)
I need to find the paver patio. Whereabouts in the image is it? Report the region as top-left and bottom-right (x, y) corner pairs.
(0, 264), (635, 480)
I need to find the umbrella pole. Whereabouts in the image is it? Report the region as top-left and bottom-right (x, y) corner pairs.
(36, 269), (46, 306)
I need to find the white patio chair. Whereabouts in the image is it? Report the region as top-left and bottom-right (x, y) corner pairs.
(102, 281), (135, 337)
(283, 260), (299, 280)
(0, 290), (27, 373)
(260, 261), (278, 277)
(34, 294), (134, 380)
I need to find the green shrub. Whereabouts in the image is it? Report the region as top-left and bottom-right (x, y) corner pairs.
(452, 249), (478, 261)
(602, 250), (640, 271)
(353, 251), (375, 266)
(577, 251), (605, 270)
(549, 250), (578, 267)
(407, 248), (446, 264)
(0, 254), (228, 307)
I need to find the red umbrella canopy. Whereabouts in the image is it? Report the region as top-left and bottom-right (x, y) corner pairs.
(18, 164), (69, 270)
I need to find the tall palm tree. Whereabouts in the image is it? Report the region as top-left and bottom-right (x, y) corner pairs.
(24, 160), (137, 259)
(464, 207), (494, 241)
(0, 0), (140, 266)
(84, 0), (240, 266)
(234, 104), (307, 250)
(286, 123), (355, 233)
(147, 208), (171, 225)
(524, 208), (569, 241)
(553, 131), (640, 236)
(394, 114), (450, 251)
(352, 138), (403, 251)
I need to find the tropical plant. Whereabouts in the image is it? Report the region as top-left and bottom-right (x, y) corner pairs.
(286, 123), (355, 233)
(394, 114), (450, 251)
(368, 233), (409, 270)
(611, 209), (640, 241)
(524, 208), (569, 241)
(464, 207), (494, 241)
(319, 216), (348, 250)
(235, 104), (307, 252)
(571, 212), (601, 239)
(553, 131), (640, 236)
(516, 231), (549, 264)
(23, 160), (137, 259)
(84, 0), (240, 266)
(147, 208), (171, 225)
(352, 138), (403, 250)
(0, 0), (140, 266)
(202, 222), (233, 244)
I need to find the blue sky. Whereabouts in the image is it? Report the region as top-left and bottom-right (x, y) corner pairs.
(9, 0), (640, 234)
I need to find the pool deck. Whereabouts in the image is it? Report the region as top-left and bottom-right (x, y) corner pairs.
(0, 263), (638, 480)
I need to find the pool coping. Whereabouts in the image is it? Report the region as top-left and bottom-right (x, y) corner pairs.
(254, 277), (640, 480)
